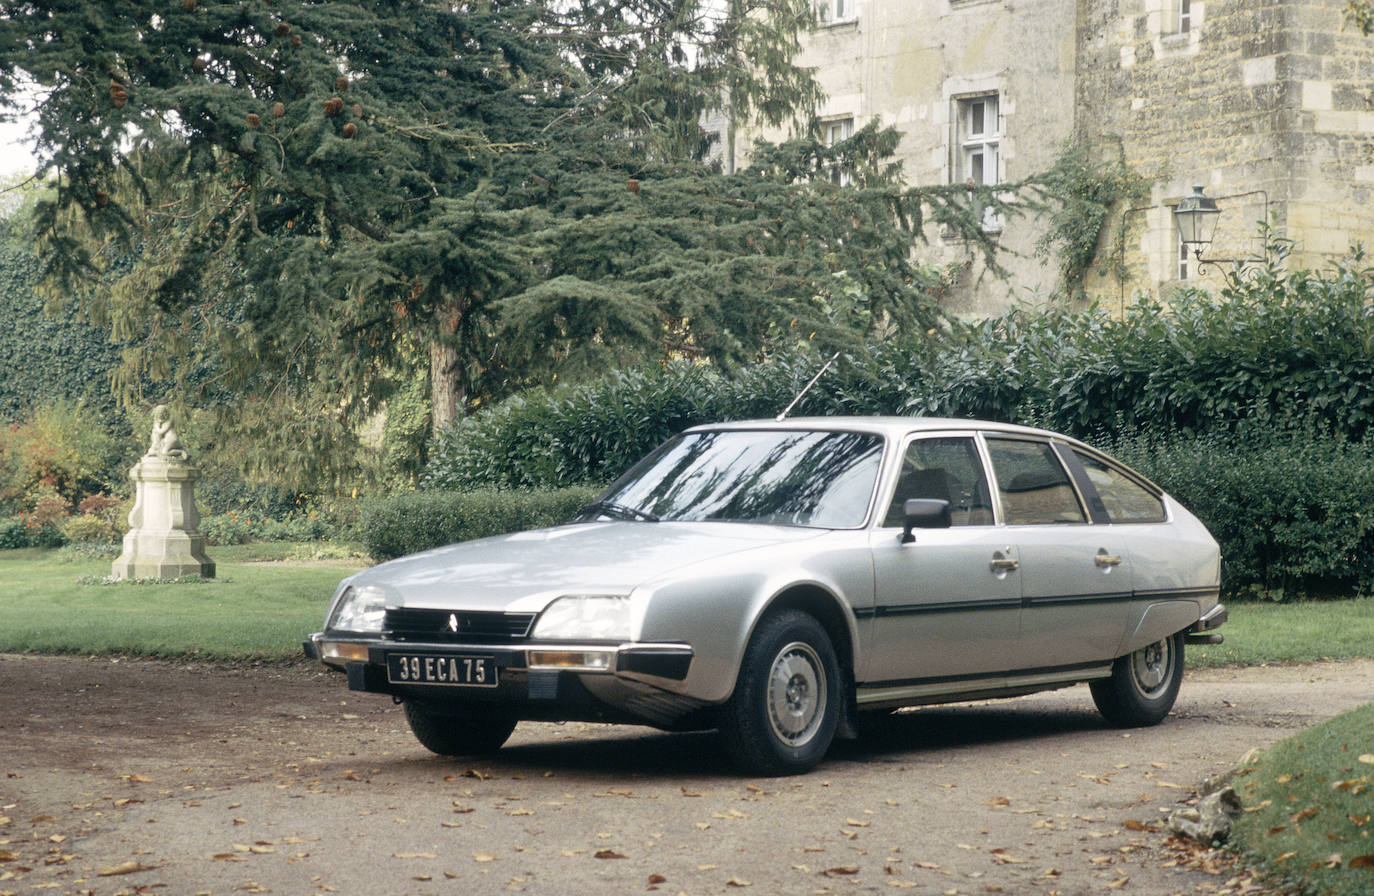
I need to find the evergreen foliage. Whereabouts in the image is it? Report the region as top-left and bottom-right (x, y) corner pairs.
(0, 0), (1085, 494)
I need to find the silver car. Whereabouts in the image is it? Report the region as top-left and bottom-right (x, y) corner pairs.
(306, 418), (1225, 775)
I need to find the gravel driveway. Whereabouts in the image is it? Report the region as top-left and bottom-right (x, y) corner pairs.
(4, 655), (1372, 895)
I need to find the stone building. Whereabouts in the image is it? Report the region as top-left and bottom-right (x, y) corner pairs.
(730, 0), (1374, 315)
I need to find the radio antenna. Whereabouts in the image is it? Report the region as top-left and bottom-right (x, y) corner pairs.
(776, 351), (841, 422)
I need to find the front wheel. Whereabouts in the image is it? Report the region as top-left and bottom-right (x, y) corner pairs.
(719, 610), (841, 776)
(1090, 632), (1185, 727)
(403, 700), (517, 757)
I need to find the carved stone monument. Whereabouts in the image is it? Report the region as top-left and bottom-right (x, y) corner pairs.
(111, 405), (215, 579)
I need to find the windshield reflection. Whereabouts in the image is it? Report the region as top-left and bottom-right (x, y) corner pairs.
(591, 430), (884, 528)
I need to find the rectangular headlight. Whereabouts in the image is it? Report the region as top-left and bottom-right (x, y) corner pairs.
(530, 595), (634, 641)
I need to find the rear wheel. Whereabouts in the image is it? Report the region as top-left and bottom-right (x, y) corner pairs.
(720, 610), (840, 776)
(402, 700), (517, 756)
(1090, 632), (1185, 727)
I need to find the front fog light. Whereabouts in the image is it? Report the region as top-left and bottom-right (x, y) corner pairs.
(531, 595), (634, 641)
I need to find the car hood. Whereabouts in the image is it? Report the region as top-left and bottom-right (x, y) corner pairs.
(347, 521), (825, 612)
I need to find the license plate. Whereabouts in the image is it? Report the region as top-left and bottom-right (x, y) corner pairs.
(387, 653), (498, 687)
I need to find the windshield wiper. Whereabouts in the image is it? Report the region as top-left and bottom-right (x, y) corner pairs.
(578, 500), (660, 522)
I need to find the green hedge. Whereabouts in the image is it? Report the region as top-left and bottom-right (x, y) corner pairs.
(359, 486), (600, 561)
(426, 252), (1374, 492)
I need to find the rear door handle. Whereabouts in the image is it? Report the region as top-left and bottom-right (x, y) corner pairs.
(990, 557), (1020, 572)
(1095, 552), (1123, 568)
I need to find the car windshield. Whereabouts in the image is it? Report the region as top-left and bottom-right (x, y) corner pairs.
(590, 429), (885, 528)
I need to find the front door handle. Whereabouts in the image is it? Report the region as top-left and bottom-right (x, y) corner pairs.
(1095, 552), (1123, 568)
(990, 557), (1020, 573)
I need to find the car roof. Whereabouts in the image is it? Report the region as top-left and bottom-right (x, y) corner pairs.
(687, 416), (1069, 442)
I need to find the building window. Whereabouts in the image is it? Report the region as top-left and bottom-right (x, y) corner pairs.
(1176, 223), (1190, 280)
(819, 0), (856, 25)
(955, 94), (1000, 230)
(1177, 0), (1191, 33)
(822, 116), (854, 185)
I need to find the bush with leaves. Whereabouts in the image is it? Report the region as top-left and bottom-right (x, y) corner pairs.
(0, 400), (125, 514)
(360, 487), (600, 561)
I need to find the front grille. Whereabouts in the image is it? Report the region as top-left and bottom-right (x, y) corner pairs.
(384, 608), (536, 643)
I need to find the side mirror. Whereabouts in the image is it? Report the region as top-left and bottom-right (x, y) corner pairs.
(901, 498), (951, 544)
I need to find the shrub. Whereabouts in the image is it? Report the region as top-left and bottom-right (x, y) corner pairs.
(360, 487), (600, 561)
(0, 400), (123, 514)
(425, 249), (1374, 492)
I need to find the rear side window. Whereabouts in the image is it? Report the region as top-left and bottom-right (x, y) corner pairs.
(985, 438), (1086, 525)
(1073, 450), (1166, 523)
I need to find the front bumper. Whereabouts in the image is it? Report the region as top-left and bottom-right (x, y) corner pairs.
(304, 633), (703, 729)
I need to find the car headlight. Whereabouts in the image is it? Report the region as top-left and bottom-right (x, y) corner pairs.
(326, 584), (388, 634)
(531, 595), (635, 641)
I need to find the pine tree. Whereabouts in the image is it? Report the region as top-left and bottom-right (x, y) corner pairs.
(0, 0), (1030, 489)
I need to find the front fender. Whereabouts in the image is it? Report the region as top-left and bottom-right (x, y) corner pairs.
(634, 534), (872, 704)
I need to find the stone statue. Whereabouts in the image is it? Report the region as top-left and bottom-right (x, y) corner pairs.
(111, 404), (214, 580)
(147, 404), (190, 460)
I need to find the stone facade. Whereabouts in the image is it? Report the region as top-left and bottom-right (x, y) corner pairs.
(733, 0), (1374, 314)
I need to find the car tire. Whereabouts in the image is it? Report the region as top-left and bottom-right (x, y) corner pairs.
(1090, 632), (1185, 727)
(720, 610), (841, 776)
(402, 700), (518, 757)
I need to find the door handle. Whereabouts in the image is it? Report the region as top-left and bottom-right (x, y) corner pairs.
(1095, 553), (1123, 568)
(990, 557), (1020, 572)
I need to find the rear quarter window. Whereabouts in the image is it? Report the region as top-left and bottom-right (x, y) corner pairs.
(1073, 450), (1166, 523)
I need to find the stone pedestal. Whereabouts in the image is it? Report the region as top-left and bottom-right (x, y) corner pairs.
(111, 456), (215, 579)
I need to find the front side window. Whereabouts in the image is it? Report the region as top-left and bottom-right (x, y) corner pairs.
(883, 437), (994, 527)
(1073, 450), (1166, 523)
(597, 429), (884, 529)
(985, 438), (1085, 525)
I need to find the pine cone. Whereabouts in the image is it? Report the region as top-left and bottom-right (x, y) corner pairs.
(276, 22), (291, 36)
(182, 0), (196, 10)
(246, 113), (261, 129)
(272, 102), (286, 118)
(109, 81), (128, 108)
(335, 76), (349, 91)
(323, 97), (344, 117)
(95, 190), (109, 208)
(342, 122), (358, 138)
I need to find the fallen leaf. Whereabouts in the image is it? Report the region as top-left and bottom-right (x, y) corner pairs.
(1326, 853), (1344, 868)
(680, 787), (703, 797)
(823, 866), (860, 876)
(845, 818), (870, 827)
(1351, 814), (1372, 827)
(97, 861), (155, 876)
(1349, 854), (1374, 869)
(472, 853), (498, 863)
(1107, 876), (1129, 889)
(212, 853), (246, 862)
(725, 878), (751, 887)
(648, 874), (667, 884)
(594, 850), (627, 860)
(983, 797), (1011, 808)
(1122, 820), (1158, 832)
(395, 852), (437, 859)
(1276, 851), (1298, 863)
(1358, 754), (1374, 765)
(1291, 808), (1320, 823)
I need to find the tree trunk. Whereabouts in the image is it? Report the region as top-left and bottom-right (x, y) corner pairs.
(429, 340), (463, 435)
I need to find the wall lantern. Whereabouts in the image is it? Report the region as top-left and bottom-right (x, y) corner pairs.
(1173, 185), (1221, 257)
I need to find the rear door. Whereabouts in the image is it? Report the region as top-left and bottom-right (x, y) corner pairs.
(983, 437), (1134, 669)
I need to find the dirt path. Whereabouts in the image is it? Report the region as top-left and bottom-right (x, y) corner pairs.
(3, 655), (1372, 895)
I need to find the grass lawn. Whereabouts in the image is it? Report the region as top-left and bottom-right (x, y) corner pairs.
(0, 543), (363, 661)
(1186, 596), (1374, 668)
(1229, 703), (1374, 896)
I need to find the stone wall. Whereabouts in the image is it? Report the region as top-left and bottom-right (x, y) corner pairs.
(1076, 0), (1374, 299)
(740, 0), (1373, 315)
